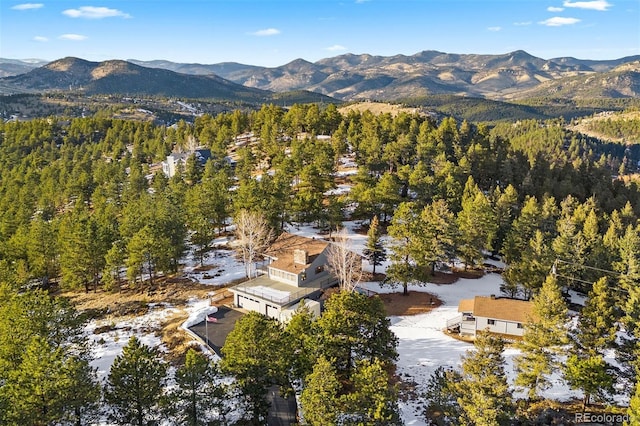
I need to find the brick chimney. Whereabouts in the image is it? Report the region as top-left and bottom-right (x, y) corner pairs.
(293, 249), (308, 265)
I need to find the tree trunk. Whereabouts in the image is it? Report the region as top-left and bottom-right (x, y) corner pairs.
(403, 282), (409, 296)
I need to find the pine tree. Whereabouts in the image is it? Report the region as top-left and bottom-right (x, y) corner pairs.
(416, 199), (458, 275)
(515, 275), (569, 400)
(300, 356), (341, 426)
(185, 182), (223, 265)
(284, 303), (317, 384)
(0, 336), (99, 426)
(501, 196), (541, 264)
(423, 366), (463, 424)
(316, 291), (398, 378)
(170, 348), (229, 426)
(626, 381), (640, 426)
(386, 202), (419, 295)
(564, 354), (613, 410)
(341, 358), (401, 425)
(573, 277), (617, 354)
(615, 225), (640, 378)
(456, 332), (513, 426)
(221, 312), (288, 424)
(456, 186), (497, 269)
(501, 230), (553, 299)
(492, 184), (519, 256)
(362, 215), (386, 275)
(105, 336), (168, 426)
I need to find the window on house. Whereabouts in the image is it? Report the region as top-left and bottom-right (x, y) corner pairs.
(487, 319), (496, 325)
(517, 323), (524, 329)
(315, 266), (324, 274)
(301, 271), (307, 281)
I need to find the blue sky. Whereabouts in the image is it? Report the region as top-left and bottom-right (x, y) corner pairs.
(1, 0), (639, 67)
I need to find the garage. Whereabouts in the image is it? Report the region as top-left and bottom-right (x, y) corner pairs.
(265, 304), (280, 319)
(237, 295), (261, 312)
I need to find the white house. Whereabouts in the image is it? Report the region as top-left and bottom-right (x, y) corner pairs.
(229, 233), (338, 321)
(446, 295), (534, 338)
(161, 148), (212, 178)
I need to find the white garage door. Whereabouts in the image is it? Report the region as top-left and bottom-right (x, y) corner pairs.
(266, 304), (280, 319)
(238, 295), (261, 312)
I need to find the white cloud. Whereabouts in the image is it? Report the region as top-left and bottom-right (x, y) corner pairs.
(513, 21), (532, 26)
(563, 0), (612, 11)
(249, 28), (280, 36)
(11, 3), (43, 10)
(325, 44), (347, 51)
(539, 16), (581, 26)
(59, 34), (88, 41)
(33, 36), (48, 42)
(488, 26), (502, 32)
(62, 6), (131, 19)
(547, 6), (565, 12)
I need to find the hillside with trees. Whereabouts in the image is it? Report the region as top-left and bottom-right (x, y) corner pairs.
(2, 101), (640, 423)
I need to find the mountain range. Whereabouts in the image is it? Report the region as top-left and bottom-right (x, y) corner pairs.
(1, 50), (639, 102)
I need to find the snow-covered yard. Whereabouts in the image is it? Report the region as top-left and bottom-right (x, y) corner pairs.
(86, 220), (611, 425)
(361, 275), (583, 425)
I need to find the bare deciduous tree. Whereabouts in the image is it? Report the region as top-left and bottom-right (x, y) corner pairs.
(327, 227), (363, 292)
(234, 210), (274, 278)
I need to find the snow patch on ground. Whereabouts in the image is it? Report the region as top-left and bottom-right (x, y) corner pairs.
(182, 234), (247, 286)
(87, 303), (178, 382)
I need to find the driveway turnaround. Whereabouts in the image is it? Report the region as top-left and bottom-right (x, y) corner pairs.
(188, 306), (244, 356)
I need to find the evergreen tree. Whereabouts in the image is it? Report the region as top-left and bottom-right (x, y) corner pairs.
(300, 356), (341, 426)
(423, 366), (462, 425)
(0, 336), (99, 426)
(501, 230), (553, 299)
(105, 336), (168, 426)
(362, 215), (386, 275)
(455, 332), (513, 426)
(316, 291), (398, 378)
(627, 381), (640, 426)
(284, 303), (317, 384)
(58, 207), (108, 292)
(126, 225), (172, 287)
(564, 354), (613, 410)
(456, 179), (497, 268)
(501, 196), (541, 264)
(103, 240), (126, 292)
(386, 202), (419, 295)
(26, 215), (59, 283)
(221, 312), (288, 424)
(170, 348), (230, 426)
(340, 358), (401, 426)
(185, 180), (226, 265)
(573, 277), (617, 354)
(616, 225), (640, 378)
(491, 184), (519, 256)
(515, 275), (569, 400)
(416, 199), (458, 274)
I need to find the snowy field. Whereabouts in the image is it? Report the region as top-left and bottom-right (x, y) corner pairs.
(361, 275), (583, 425)
(86, 220), (600, 425)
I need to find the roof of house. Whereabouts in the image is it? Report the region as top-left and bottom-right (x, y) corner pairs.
(266, 232), (330, 274)
(458, 296), (535, 324)
(458, 298), (475, 313)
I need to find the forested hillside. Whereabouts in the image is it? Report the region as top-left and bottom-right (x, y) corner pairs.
(2, 102), (640, 423)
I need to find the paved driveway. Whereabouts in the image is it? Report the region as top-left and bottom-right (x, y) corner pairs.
(190, 307), (297, 424)
(188, 306), (244, 356)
